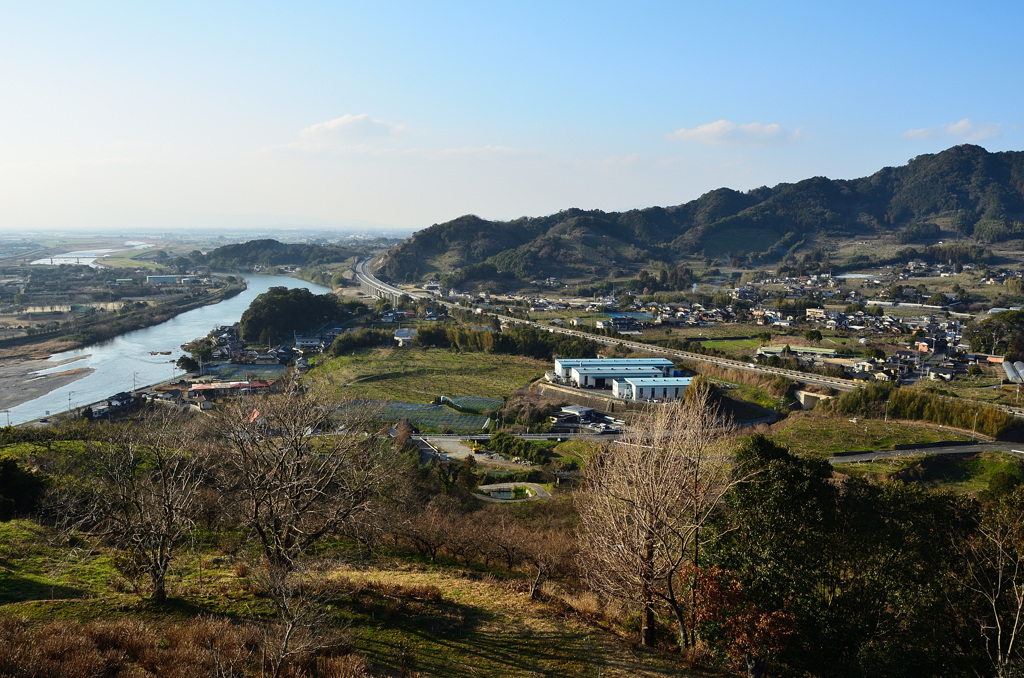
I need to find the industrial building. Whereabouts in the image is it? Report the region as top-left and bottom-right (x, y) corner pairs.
(552, 357), (675, 380)
(612, 376), (693, 402)
(548, 356), (694, 400)
(570, 365), (670, 388)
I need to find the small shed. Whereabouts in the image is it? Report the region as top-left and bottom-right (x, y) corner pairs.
(394, 328), (418, 347)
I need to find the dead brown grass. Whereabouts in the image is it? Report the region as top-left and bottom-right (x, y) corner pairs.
(0, 616), (375, 678)
(691, 361), (794, 397)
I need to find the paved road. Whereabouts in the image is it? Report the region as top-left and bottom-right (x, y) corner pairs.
(829, 442), (1022, 464)
(355, 257), (1024, 420)
(416, 433), (611, 441)
(353, 257), (856, 392)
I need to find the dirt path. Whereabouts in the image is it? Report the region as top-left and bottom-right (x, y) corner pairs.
(425, 437), (528, 470)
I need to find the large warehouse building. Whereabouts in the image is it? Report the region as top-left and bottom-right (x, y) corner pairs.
(549, 356), (693, 400)
(570, 364), (668, 388)
(553, 357), (675, 380)
(612, 376), (694, 401)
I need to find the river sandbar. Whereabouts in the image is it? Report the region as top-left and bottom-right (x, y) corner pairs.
(0, 358), (95, 411)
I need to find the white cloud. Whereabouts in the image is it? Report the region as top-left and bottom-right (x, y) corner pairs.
(299, 113), (405, 142)
(667, 120), (803, 145)
(263, 114), (406, 152)
(600, 153), (641, 167)
(901, 118), (1002, 142)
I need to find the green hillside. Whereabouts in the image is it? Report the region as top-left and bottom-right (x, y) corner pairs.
(194, 239), (359, 271)
(379, 144), (1024, 288)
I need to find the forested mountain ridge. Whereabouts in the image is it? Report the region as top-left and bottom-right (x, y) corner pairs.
(378, 145), (1024, 287)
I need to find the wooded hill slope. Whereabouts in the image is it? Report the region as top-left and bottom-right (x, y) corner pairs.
(193, 239), (359, 271)
(379, 144), (1024, 287)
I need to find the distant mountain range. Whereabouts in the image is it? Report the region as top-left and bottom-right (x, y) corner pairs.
(378, 145), (1024, 289)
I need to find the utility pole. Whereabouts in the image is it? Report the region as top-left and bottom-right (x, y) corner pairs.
(972, 410), (980, 442)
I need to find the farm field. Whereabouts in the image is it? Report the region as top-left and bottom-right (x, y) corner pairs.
(356, 400), (491, 432)
(96, 256), (162, 269)
(929, 381), (1024, 409)
(698, 337), (761, 351)
(311, 347), (548, 404)
(767, 409), (973, 456)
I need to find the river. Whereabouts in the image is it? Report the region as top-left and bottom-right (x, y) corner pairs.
(6, 274), (332, 425)
(29, 241), (152, 267)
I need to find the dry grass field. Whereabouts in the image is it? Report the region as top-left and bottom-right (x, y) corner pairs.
(312, 347), (549, 404)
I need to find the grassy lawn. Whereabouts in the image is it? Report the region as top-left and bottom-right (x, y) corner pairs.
(310, 347), (548, 403)
(834, 451), (1022, 495)
(718, 382), (785, 412)
(0, 519), (698, 678)
(99, 255), (163, 269)
(698, 337), (761, 351)
(768, 409), (972, 456)
(552, 438), (604, 468)
(0, 520), (117, 613)
(937, 381), (1024, 408)
(340, 565), (691, 678)
(0, 440), (89, 463)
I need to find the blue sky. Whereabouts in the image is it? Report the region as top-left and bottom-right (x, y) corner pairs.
(1, 1), (1021, 233)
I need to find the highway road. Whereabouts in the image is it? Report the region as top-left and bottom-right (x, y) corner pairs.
(354, 256), (1024, 421)
(353, 256), (858, 392)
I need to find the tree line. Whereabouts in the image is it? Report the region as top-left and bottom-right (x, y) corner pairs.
(239, 287), (367, 343)
(5, 389), (1024, 676)
(824, 381), (1016, 437)
(190, 239), (358, 271)
(414, 323), (600, 360)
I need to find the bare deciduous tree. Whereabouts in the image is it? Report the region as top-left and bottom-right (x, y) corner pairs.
(955, 489), (1024, 678)
(522, 525), (577, 600)
(214, 393), (394, 572)
(253, 560), (350, 678)
(84, 411), (208, 603)
(402, 495), (459, 562)
(576, 385), (736, 649)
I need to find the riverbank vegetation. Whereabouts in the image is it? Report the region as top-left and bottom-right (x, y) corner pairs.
(0, 276), (245, 358)
(238, 286), (368, 342)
